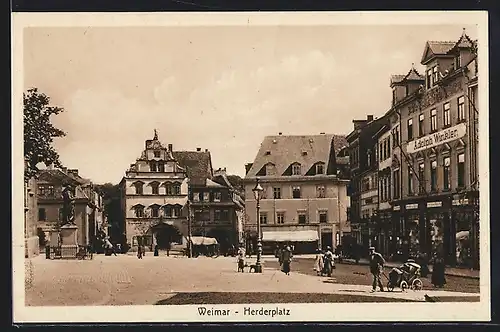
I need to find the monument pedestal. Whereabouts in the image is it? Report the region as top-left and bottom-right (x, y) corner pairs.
(60, 224), (78, 259)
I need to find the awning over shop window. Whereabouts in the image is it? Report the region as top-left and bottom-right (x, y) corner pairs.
(262, 230), (319, 242)
(456, 231), (470, 241)
(189, 236), (218, 245)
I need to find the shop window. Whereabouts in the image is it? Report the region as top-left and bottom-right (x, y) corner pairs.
(430, 160), (438, 191)
(429, 217), (444, 256)
(457, 153), (465, 188)
(273, 187), (281, 199)
(443, 157), (451, 190)
(276, 212), (285, 224)
(408, 218), (420, 258)
(292, 186), (301, 199)
(455, 212), (472, 266)
(458, 96), (465, 121)
(430, 109), (437, 132)
(443, 102), (451, 127)
(407, 119), (413, 140)
(298, 213), (307, 224)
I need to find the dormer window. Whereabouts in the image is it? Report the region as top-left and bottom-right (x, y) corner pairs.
(265, 151), (271, 155)
(292, 163), (301, 176)
(316, 163), (324, 175)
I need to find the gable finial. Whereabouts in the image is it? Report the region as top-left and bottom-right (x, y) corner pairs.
(153, 129), (158, 140)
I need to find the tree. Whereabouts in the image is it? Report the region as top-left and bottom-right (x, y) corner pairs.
(24, 88), (66, 181)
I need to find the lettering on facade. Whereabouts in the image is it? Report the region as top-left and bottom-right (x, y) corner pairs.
(452, 199), (469, 206)
(427, 201), (443, 208)
(406, 123), (466, 154)
(406, 203), (418, 210)
(393, 206), (401, 211)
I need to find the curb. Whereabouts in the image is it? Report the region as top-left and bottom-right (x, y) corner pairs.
(340, 260), (480, 280)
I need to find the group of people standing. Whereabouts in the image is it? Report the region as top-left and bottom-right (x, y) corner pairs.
(313, 246), (336, 277)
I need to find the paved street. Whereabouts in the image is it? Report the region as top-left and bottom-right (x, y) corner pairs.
(25, 254), (480, 306)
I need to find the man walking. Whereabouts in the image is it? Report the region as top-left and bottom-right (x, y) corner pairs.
(369, 246), (385, 292)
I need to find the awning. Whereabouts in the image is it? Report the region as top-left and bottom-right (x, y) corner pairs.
(262, 230), (319, 242)
(456, 231), (470, 241)
(189, 236), (218, 245)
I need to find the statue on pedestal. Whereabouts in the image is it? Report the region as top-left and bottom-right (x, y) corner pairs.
(61, 184), (76, 226)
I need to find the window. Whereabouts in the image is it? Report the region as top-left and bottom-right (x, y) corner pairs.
(361, 178), (370, 191)
(426, 69), (432, 88)
(134, 182), (143, 195)
(430, 160), (437, 192)
(292, 186), (301, 199)
(392, 88), (396, 104)
(405, 85), (409, 96)
(316, 163), (324, 175)
(455, 55), (461, 69)
(407, 119), (413, 140)
(150, 161), (157, 172)
(154, 150), (160, 158)
(38, 208), (46, 221)
(151, 182), (159, 195)
(151, 206), (159, 218)
(172, 206), (181, 218)
(392, 126), (400, 147)
(158, 162), (165, 172)
(166, 184), (181, 196)
(387, 137), (391, 155)
(418, 162), (425, 193)
(443, 102), (451, 127)
(276, 212), (285, 224)
(433, 66), (439, 84)
(418, 114), (425, 136)
(221, 209), (229, 220)
(316, 185), (326, 198)
(163, 206), (172, 218)
(213, 192), (222, 202)
(292, 163), (301, 175)
(458, 96), (465, 121)
(430, 109), (437, 132)
(259, 212), (268, 225)
(273, 187), (281, 199)
(319, 211), (328, 223)
(298, 213), (307, 224)
(408, 168), (414, 195)
(379, 178), (384, 201)
(203, 192), (210, 202)
(367, 150), (372, 167)
(134, 206), (144, 218)
(458, 153), (465, 187)
(393, 169), (400, 200)
(443, 157), (451, 190)
(214, 210), (221, 221)
(192, 191), (200, 202)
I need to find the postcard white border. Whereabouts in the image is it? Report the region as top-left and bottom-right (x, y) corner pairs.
(12, 11), (490, 323)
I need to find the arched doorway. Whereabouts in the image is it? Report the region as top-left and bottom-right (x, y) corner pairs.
(153, 224), (183, 249)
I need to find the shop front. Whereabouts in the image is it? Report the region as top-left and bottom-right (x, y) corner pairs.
(451, 191), (479, 269)
(388, 205), (404, 262)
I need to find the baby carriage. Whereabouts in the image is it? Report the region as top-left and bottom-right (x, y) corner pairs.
(385, 260), (424, 292)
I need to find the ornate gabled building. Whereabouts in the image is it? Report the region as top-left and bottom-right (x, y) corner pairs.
(36, 166), (105, 248)
(120, 131), (243, 252)
(244, 133), (350, 254)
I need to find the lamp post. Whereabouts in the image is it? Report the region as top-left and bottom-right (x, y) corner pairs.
(252, 178), (264, 273)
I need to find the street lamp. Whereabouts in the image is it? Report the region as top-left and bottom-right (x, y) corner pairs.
(252, 178), (264, 273)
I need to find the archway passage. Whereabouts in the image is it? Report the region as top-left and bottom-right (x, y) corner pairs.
(153, 224), (183, 249)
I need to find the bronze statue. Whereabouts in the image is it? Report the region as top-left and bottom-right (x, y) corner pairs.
(61, 184), (76, 226)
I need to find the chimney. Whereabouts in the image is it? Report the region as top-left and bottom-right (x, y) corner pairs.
(367, 115), (374, 121)
(205, 149), (209, 152)
(278, 132), (282, 135)
(168, 144), (173, 152)
(196, 148), (202, 152)
(320, 132), (325, 134)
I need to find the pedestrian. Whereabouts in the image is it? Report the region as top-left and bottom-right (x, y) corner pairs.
(137, 244), (143, 259)
(369, 246), (385, 292)
(237, 245), (246, 272)
(281, 246), (293, 275)
(154, 244), (159, 257)
(314, 248), (324, 276)
(166, 241), (171, 257)
(431, 252), (446, 288)
(323, 246), (335, 277)
(105, 237), (117, 256)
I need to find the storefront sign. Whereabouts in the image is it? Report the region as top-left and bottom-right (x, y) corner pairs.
(427, 201), (443, 208)
(393, 206), (401, 211)
(406, 123), (466, 154)
(406, 203), (419, 210)
(452, 198), (469, 206)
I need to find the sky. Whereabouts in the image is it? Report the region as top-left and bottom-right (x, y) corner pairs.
(23, 24), (477, 184)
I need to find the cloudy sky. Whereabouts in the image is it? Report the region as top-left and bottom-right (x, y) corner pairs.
(23, 23), (477, 184)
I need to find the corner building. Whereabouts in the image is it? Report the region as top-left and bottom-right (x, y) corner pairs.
(387, 31), (479, 268)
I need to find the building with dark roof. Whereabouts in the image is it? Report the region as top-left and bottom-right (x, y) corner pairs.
(243, 133), (350, 254)
(119, 131), (243, 252)
(36, 166), (105, 249)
